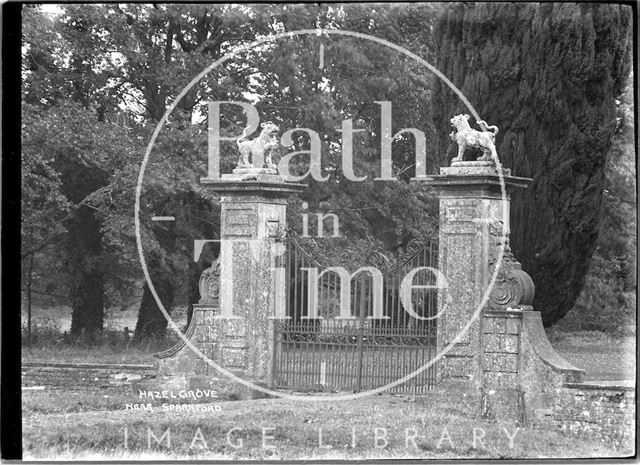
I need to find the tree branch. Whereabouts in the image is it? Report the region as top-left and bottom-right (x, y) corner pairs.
(21, 186), (113, 259)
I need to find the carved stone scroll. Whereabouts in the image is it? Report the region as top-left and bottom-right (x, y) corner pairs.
(198, 258), (221, 305)
(488, 268), (535, 311)
(487, 220), (535, 310)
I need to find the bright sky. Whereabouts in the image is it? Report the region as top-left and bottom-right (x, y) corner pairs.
(40, 4), (62, 16)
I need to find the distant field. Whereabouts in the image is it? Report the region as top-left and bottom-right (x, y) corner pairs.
(21, 305), (187, 364)
(547, 330), (636, 381)
(21, 305), (189, 333)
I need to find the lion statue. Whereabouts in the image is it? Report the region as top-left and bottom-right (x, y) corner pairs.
(449, 114), (499, 162)
(236, 121), (280, 169)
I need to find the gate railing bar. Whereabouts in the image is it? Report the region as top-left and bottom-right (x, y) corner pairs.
(274, 232), (440, 393)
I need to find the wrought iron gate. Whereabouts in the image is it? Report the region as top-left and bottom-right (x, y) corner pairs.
(272, 233), (439, 395)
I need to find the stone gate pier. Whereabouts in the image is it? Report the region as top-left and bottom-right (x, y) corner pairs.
(425, 160), (585, 422)
(155, 168), (304, 397)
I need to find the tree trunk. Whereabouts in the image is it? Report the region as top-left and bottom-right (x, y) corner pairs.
(134, 220), (177, 341)
(57, 156), (108, 338)
(26, 253), (34, 347)
(68, 205), (104, 336)
(186, 260), (201, 328)
(134, 281), (175, 340)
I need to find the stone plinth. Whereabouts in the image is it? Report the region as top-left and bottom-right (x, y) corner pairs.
(481, 309), (525, 421)
(156, 170), (305, 397)
(423, 161), (531, 391)
(423, 160), (584, 422)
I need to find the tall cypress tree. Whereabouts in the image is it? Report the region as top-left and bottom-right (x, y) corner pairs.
(432, 3), (632, 325)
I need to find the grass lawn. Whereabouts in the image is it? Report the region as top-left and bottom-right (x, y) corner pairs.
(21, 307), (636, 459)
(22, 391), (634, 460)
(22, 343), (164, 365)
(547, 329), (636, 381)
(21, 305), (186, 364)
